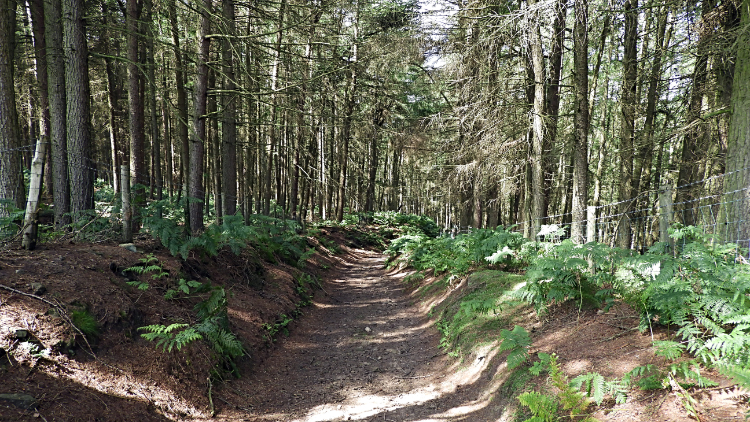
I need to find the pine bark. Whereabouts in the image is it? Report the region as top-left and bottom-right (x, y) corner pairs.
(617, 0), (638, 248)
(720, 0), (750, 243)
(63, 0), (94, 216)
(44, 0), (70, 227)
(127, 0), (146, 207)
(571, 0), (589, 244)
(526, 0), (546, 239)
(189, 0), (211, 233)
(221, 0), (237, 218)
(0, 0), (23, 212)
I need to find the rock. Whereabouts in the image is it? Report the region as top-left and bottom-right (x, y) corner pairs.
(15, 269), (24, 274)
(14, 329), (28, 340)
(118, 243), (138, 253)
(0, 393), (38, 410)
(30, 283), (46, 296)
(364, 327), (371, 333)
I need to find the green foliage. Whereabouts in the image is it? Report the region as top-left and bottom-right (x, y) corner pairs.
(530, 352), (551, 376)
(517, 240), (629, 315)
(518, 392), (558, 422)
(499, 325), (532, 369)
(433, 271), (524, 358)
(0, 199), (24, 240)
(140, 284), (244, 376)
(386, 226), (527, 277)
(124, 254), (168, 290)
(140, 200), (312, 267)
(71, 309), (99, 337)
(518, 354), (599, 422)
(263, 314), (294, 341)
(512, 225), (750, 373)
(164, 279), (209, 300)
(138, 324), (202, 352)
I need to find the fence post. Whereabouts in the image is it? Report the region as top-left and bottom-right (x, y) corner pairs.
(121, 164), (132, 243)
(586, 205), (596, 243)
(659, 184), (673, 244)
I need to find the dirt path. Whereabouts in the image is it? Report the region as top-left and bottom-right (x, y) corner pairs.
(217, 248), (505, 421)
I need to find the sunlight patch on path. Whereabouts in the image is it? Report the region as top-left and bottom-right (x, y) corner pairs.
(293, 343), (509, 422)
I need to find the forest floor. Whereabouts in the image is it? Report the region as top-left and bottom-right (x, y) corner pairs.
(1, 230), (748, 421)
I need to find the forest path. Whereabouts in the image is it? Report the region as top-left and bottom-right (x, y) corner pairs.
(217, 248), (506, 421)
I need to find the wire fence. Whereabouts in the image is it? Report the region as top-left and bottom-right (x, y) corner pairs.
(2, 143), (749, 259)
(505, 168), (750, 259)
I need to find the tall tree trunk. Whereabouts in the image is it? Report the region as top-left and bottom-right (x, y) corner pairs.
(209, 69), (221, 222)
(64, 0), (93, 216)
(221, 0), (236, 218)
(126, 0), (145, 213)
(0, 0), (23, 212)
(571, 0), (589, 244)
(336, 12), (359, 222)
(189, 0), (211, 233)
(719, 0), (750, 243)
(168, 0), (189, 208)
(544, 0), (566, 218)
(44, 0), (70, 227)
(144, 0), (161, 205)
(526, 0), (546, 239)
(676, 0), (714, 225)
(29, 0), (50, 198)
(101, 0), (122, 196)
(636, 5), (670, 198)
(617, 0), (638, 248)
(264, 0), (287, 215)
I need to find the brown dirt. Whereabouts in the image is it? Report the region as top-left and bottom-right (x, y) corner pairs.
(1, 236), (748, 421)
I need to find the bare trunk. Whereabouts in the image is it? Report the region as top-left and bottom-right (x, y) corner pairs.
(189, 0), (211, 233)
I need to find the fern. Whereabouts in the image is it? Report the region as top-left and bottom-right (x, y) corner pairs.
(518, 392), (558, 422)
(138, 323), (202, 352)
(548, 354), (592, 418)
(500, 325), (532, 369)
(518, 354), (599, 422)
(571, 372), (606, 405)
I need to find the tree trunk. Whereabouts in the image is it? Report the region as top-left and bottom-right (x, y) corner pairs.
(168, 0), (189, 210)
(64, 0), (94, 216)
(544, 0), (566, 219)
(571, 0), (589, 244)
(29, 0), (51, 199)
(719, 0), (750, 244)
(221, 0), (237, 218)
(526, 0), (546, 239)
(336, 14), (359, 222)
(0, 0), (23, 213)
(144, 0), (161, 206)
(617, 0), (638, 248)
(676, 0), (714, 225)
(44, 0), (70, 227)
(126, 0), (145, 213)
(189, 0), (211, 233)
(264, 0), (287, 215)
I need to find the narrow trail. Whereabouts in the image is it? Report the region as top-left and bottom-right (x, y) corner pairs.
(218, 248), (508, 422)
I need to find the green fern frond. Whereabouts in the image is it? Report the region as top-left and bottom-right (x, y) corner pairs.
(499, 325), (532, 369)
(653, 340), (685, 361)
(518, 392), (558, 422)
(571, 372), (606, 405)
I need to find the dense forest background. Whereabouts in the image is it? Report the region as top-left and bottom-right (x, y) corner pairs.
(0, 0), (748, 252)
